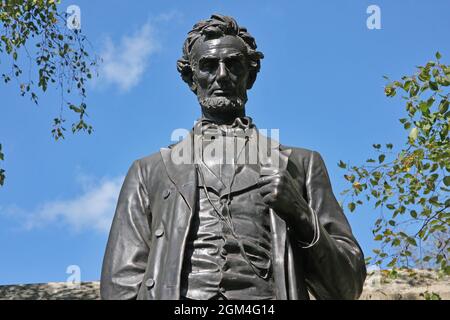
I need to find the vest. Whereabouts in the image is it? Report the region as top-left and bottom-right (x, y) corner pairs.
(180, 117), (275, 300)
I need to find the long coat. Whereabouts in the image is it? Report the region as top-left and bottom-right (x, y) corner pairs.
(100, 132), (367, 300)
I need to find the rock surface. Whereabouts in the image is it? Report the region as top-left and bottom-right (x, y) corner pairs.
(360, 269), (449, 300)
(0, 270), (448, 300)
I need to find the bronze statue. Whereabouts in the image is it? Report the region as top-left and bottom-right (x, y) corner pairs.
(100, 14), (366, 300)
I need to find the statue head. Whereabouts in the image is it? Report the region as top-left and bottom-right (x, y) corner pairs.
(177, 14), (264, 123)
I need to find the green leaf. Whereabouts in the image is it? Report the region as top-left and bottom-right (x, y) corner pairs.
(384, 86), (396, 97)
(429, 196), (440, 206)
(387, 258), (397, 267)
(386, 204), (395, 210)
(344, 174), (355, 183)
(419, 101), (430, 113)
(69, 104), (81, 113)
(444, 176), (450, 187)
(374, 235), (383, 241)
(439, 99), (449, 114)
(338, 160), (347, 169)
(426, 97), (435, 108)
(348, 202), (356, 212)
(436, 51), (442, 60)
(0, 169), (5, 186)
(409, 127), (418, 141)
(406, 237), (417, 247)
(429, 81), (439, 91)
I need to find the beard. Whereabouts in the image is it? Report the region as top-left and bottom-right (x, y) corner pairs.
(198, 96), (246, 115)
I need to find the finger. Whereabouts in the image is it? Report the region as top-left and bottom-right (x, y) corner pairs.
(260, 167), (280, 176)
(263, 193), (277, 205)
(258, 174), (279, 186)
(259, 184), (275, 196)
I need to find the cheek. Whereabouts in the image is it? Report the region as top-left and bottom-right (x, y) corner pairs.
(239, 73), (249, 85)
(194, 71), (214, 90)
(234, 73), (249, 92)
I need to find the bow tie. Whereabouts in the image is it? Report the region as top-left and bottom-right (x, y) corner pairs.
(194, 116), (255, 136)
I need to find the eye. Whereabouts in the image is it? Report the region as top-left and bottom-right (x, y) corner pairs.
(225, 57), (244, 74)
(199, 58), (218, 72)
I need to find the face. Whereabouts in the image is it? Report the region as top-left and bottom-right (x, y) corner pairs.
(191, 35), (250, 115)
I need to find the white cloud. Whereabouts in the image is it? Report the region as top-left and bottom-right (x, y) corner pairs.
(98, 22), (159, 92)
(153, 10), (183, 23)
(18, 175), (124, 233)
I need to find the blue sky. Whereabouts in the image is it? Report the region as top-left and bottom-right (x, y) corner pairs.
(0, 0), (449, 285)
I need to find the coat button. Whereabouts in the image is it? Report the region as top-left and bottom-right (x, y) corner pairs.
(163, 189), (171, 199)
(145, 278), (155, 288)
(155, 228), (164, 238)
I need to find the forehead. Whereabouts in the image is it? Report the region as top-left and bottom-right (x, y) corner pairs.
(191, 35), (247, 61)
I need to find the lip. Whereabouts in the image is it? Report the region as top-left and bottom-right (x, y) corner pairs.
(212, 89), (232, 96)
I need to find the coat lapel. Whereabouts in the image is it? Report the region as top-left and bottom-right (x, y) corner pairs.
(265, 141), (292, 300)
(226, 130), (284, 193)
(160, 133), (197, 213)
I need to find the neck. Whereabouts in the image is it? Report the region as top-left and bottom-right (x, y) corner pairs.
(201, 108), (246, 125)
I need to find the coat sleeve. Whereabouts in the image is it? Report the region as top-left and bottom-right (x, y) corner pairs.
(100, 160), (152, 300)
(300, 151), (366, 300)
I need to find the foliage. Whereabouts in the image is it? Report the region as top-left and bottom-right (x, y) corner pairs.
(420, 291), (442, 300)
(339, 52), (449, 274)
(0, 0), (98, 185)
(0, 143), (4, 186)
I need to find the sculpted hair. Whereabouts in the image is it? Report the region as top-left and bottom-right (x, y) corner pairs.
(177, 14), (264, 92)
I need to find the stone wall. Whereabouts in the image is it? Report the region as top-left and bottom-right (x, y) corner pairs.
(0, 270), (448, 300)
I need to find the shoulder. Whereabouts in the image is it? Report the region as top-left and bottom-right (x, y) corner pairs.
(283, 146), (314, 158)
(135, 151), (162, 166)
(282, 145), (323, 164)
(127, 150), (164, 178)
(281, 145), (330, 177)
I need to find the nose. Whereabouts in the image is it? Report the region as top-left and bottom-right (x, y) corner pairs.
(216, 61), (229, 82)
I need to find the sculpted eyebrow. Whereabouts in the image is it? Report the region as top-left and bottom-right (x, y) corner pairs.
(199, 53), (244, 62)
(199, 55), (218, 62)
(226, 52), (245, 59)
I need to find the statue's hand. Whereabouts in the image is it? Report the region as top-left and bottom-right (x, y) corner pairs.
(259, 170), (314, 241)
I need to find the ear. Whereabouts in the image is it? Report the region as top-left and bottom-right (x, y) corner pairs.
(188, 73), (198, 93)
(177, 58), (197, 94)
